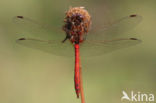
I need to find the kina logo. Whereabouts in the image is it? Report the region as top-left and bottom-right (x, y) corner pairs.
(121, 90), (154, 102)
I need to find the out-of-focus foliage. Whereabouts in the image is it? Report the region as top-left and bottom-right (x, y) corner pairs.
(0, 0), (156, 103)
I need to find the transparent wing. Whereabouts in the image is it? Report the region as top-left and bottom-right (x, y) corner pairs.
(13, 16), (64, 40)
(16, 38), (74, 57)
(15, 15), (142, 57)
(80, 38), (141, 57)
(16, 37), (141, 57)
(88, 14), (142, 41)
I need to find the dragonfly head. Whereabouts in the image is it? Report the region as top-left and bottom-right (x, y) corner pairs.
(63, 7), (91, 44)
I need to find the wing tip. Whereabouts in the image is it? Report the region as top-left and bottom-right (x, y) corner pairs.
(130, 38), (138, 40)
(18, 38), (26, 40)
(129, 14), (137, 17)
(129, 14), (143, 20)
(129, 38), (142, 43)
(16, 38), (27, 43)
(16, 16), (24, 19)
(13, 16), (24, 22)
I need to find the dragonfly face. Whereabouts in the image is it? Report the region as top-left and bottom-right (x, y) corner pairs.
(63, 7), (91, 44)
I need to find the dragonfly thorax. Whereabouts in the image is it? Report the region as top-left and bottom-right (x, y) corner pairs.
(63, 7), (91, 44)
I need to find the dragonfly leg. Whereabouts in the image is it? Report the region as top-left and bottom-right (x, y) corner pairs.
(62, 33), (71, 43)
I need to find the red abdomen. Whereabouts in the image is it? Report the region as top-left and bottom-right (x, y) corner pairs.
(74, 44), (80, 98)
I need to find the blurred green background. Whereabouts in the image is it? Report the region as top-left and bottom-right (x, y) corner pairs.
(0, 0), (156, 103)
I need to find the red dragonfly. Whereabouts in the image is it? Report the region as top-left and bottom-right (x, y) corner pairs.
(14, 7), (142, 103)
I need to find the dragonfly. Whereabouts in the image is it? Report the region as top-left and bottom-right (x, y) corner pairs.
(14, 6), (142, 103)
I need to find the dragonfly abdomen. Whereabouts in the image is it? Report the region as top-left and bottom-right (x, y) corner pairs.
(74, 44), (80, 98)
